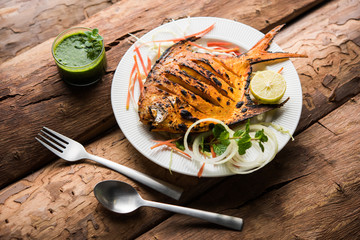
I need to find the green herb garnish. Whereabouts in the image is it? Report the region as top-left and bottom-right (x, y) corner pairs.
(84, 28), (104, 59)
(202, 120), (268, 156)
(175, 140), (185, 151)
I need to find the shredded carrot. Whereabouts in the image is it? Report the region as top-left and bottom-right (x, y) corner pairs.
(210, 145), (216, 158)
(151, 142), (191, 158)
(134, 46), (147, 76)
(133, 55), (144, 92)
(184, 23), (215, 38)
(147, 56), (152, 73)
(151, 137), (191, 158)
(152, 136), (182, 146)
(278, 67), (284, 74)
(197, 163), (206, 178)
(136, 23), (216, 48)
(216, 47), (240, 53)
(188, 41), (240, 53)
(207, 41), (232, 47)
(150, 141), (176, 150)
(126, 64), (137, 110)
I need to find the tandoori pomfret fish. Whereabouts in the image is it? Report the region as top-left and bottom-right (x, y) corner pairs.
(138, 25), (306, 133)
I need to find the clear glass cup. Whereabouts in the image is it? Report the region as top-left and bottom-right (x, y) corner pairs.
(52, 27), (107, 86)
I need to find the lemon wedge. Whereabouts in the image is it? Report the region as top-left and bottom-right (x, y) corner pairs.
(250, 70), (286, 104)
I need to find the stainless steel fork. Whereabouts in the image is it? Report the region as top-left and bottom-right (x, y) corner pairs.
(35, 127), (183, 200)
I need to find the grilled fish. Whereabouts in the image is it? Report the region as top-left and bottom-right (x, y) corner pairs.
(138, 25), (306, 133)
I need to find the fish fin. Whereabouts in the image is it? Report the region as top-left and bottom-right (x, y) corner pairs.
(246, 24), (307, 63)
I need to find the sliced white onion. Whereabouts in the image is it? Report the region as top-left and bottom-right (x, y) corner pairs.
(184, 118), (236, 165)
(227, 124), (278, 174)
(183, 118), (279, 174)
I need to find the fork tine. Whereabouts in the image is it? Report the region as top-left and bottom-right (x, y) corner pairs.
(43, 126), (71, 144)
(35, 136), (63, 156)
(40, 129), (67, 148)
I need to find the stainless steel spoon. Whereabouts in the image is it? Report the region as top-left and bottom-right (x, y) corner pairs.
(94, 180), (243, 231)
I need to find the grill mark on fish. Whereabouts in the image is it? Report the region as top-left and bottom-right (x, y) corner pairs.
(236, 101), (244, 108)
(193, 59), (229, 82)
(193, 58), (235, 87)
(155, 78), (213, 115)
(165, 71), (221, 106)
(178, 62), (233, 100)
(180, 109), (199, 122)
(244, 66), (252, 90)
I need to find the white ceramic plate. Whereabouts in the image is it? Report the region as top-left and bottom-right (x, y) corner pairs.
(111, 17), (302, 177)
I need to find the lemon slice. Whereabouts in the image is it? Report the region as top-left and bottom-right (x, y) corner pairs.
(250, 70), (286, 104)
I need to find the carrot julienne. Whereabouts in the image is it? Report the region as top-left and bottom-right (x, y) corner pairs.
(210, 145), (216, 158)
(197, 163), (206, 178)
(184, 23), (215, 38)
(126, 64), (137, 110)
(278, 67), (284, 74)
(147, 56), (152, 73)
(134, 46), (148, 76)
(133, 55), (144, 92)
(151, 137), (191, 158)
(151, 141), (191, 158)
(188, 41), (240, 53)
(136, 23), (215, 48)
(207, 41), (232, 47)
(151, 137), (181, 147)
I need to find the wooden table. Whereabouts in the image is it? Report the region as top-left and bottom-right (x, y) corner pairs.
(1, 0), (359, 239)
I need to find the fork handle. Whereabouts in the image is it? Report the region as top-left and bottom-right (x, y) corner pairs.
(86, 153), (183, 200)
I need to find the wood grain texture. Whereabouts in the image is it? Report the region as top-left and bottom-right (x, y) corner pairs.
(0, 0), (121, 63)
(0, 0), (359, 238)
(276, 0), (360, 132)
(0, 0), (327, 188)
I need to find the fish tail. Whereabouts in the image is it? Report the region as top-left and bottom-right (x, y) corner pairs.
(246, 24), (307, 63)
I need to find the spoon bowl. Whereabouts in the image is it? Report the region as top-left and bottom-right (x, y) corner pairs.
(94, 180), (243, 231)
(94, 180), (144, 214)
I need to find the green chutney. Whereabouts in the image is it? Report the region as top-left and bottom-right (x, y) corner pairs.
(52, 28), (106, 86)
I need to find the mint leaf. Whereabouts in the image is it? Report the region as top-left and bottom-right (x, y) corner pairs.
(259, 141), (265, 152)
(219, 130), (229, 141)
(237, 133), (252, 155)
(212, 124), (227, 139)
(213, 143), (228, 156)
(255, 129), (268, 142)
(83, 28), (103, 59)
(238, 141), (252, 155)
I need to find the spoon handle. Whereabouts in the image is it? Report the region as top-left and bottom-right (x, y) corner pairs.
(144, 200), (243, 231)
(87, 153), (183, 200)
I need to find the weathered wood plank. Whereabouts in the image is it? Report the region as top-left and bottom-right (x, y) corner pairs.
(136, 95), (360, 239)
(276, 0), (360, 132)
(0, 0), (121, 63)
(1, 1), (359, 237)
(0, 0), (327, 188)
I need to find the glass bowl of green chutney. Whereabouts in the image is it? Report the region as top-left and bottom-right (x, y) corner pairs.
(52, 27), (107, 86)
